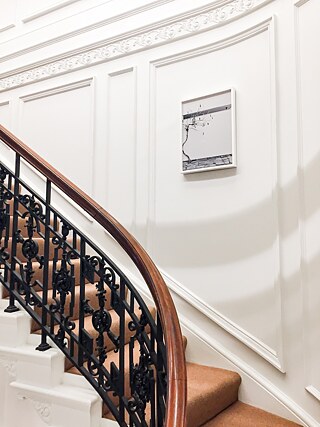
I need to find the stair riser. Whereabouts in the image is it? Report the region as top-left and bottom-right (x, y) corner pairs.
(6, 237), (60, 262)
(64, 307), (155, 371)
(8, 216), (57, 238)
(31, 284), (113, 332)
(2, 258), (95, 299)
(102, 340), (146, 417)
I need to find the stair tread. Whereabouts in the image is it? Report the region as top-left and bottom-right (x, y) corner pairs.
(103, 361), (240, 426)
(68, 334), (187, 376)
(34, 304), (156, 371)
(32, 283), (110, 332)
(69, 332), (165, 415)
(201, 401), (302, 426)
(7, 236), (59, 261)
(186, 363), (241, 427)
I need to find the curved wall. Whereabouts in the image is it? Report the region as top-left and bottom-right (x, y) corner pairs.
(0, 0), (319, 425)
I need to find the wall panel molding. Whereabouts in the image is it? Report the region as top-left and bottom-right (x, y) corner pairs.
(149, 17), (284, 371)
(0, 100), (12, 150)
(295, 0), (320, 403)
(295, 0), (311, 7)
(19, 78), (93, 102)
(162, 269), (284, 371)
(0, 24), (15, 34)
(0, 0), (175, 63)
(105, 66), (137, 230)
(0, 0), (274, 92)
(306, 385), (320, 403)
(179, 317), (317, 427)
(18, 77), (95, 220)
(22, 0), (81, 24)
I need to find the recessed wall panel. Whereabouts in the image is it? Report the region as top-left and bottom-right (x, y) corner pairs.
(0, 0), (15, 32)
(19, 0), (79, 23)
(0, 101), (14, 162)
(151, 22), (281, 363)
(106, 68), (136, 230)
(19, 79), (94, 195)
(0, 102), (11, 129)
(296, 0), (320, 396)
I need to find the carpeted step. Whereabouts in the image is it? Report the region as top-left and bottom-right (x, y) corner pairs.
(68, 333), (187, 377)
(68, 334), (188, 417)
(201, 401), (302, 426)
(31, 282), (113, 332)
(38, 305), (156, 370)
(63, 306), (156, 353)
(186, 363), (241, 427)
(6, 237), (59, 262)
(9, 215), (56, 237)
(2, 258), (92, 298)
(103, 362), (240, 426)
(69, 335), (144, 415)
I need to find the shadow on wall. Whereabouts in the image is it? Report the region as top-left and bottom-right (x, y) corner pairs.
(143, 150), (320, 269)
(120, 148), (320, 352)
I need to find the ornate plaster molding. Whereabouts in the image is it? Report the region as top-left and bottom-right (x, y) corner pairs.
(0, 0), (176, 63)
(0, 0), (272, 91)
(17, 394), (52, 425)
(32, 400), (52, 425)
(0, 357), (16, 378)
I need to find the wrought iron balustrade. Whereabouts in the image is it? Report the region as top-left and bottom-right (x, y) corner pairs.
(0, 124), (187, 427)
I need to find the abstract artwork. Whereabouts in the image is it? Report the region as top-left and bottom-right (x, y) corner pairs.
(181, 89), (236, 173)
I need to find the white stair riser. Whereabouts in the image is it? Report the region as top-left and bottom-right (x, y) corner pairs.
(0, 299), (104, 427)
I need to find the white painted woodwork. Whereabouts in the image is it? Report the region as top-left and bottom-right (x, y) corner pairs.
(0, 0), (319, 425)
(19, 79), (94, 195)
(106, 68), (136, 230)
(295, 0), (320, 404)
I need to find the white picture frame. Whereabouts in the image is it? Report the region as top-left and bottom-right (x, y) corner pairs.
(181, 88), (236, 174)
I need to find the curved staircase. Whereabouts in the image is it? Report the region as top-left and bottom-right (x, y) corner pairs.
(0, 124), (302, 426)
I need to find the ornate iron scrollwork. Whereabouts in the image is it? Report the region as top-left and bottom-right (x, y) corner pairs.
(85, 256), (120, 380)
(51, 222), (75, 347)
(129, 352), (154, 413)
(128, 311), (155, 419)
(15, 195), (45, 305)
(0, 158), (167, 427)
(0, 166), (12, 260)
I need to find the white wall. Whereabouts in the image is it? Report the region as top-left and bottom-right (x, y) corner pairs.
(0, 0), (319, 425)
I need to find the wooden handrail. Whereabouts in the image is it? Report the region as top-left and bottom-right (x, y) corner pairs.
(0, 124), (187, 426)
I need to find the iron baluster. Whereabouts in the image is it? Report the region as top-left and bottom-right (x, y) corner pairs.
(150, 329), (156, 426)
(0, 160), (171, 427)
(4, 154), (20, 313)
(78, 237), (86, 367)
(50, 212), (59, 336)
(17, 194), (44, 307)
(119, 276), (126, 424)
(36, 179), (52, 351)
(89, 257), (112, 381)
(128, 311), (154, 426)
(0, 165), (12, 275)
(52, 221), (75, 347)
(156, 315), (166, 426)
(68, 230), (76, 359)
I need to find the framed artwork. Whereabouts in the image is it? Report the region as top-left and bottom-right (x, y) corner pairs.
(181, 88), (236, 173)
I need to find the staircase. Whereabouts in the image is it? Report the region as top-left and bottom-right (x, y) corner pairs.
(0, 124), (302, 426)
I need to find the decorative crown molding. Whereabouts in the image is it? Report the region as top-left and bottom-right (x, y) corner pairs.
(0, 0), (273, 92)
(22, 0), (80, 24)
(0, 0), (175, 64)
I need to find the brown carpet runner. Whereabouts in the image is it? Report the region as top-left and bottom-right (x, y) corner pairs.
(4, 214), (302, 427)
